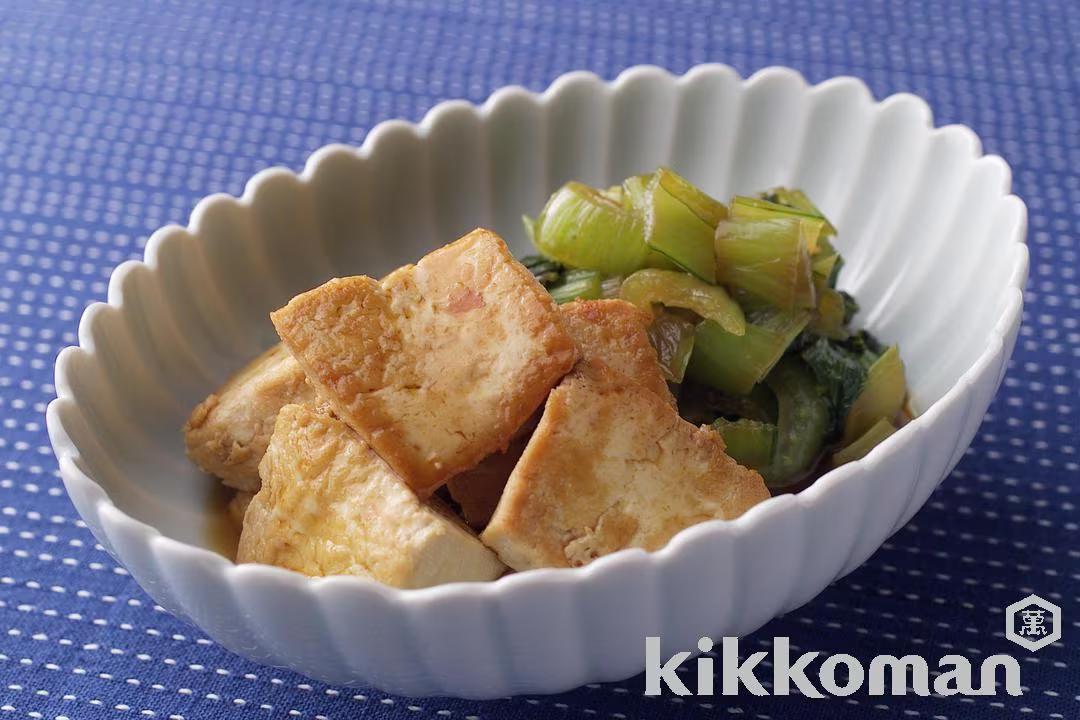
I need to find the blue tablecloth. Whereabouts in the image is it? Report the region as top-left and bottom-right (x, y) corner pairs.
(1, 1), (1076, 718)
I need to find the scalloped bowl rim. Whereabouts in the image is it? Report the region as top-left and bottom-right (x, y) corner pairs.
(47, 64), (1028, 607)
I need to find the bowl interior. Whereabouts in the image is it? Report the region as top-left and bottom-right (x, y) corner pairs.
(63, 71), (1023, 552)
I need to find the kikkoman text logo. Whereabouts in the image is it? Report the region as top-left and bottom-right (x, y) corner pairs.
(645, 637), (1022, 697)
(646, 594), (1060, 697)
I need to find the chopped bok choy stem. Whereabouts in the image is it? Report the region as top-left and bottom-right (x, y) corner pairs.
(712, 418), (776, 470)
(548, 269), (604, 304)
(807, 274), (849, 340)
(714, 217), (817, 312)
(620, 268), (745, 336)
(647, 310), (698, 383)
(811, 236), (843, 287)
(843, 345), (907, 445)
(655, 168), (728, 227)
(620, 173), (653, 211)
(685, 309), (809, 395)
(833, 417), (897, 466)
(762, 357), (830, 488)
(640, 168), (725, 281)
(600, 274), (624, 299)
(761, 187), (837, 236)
(729, 196), (826, 253)
(532, 182), (650, 275)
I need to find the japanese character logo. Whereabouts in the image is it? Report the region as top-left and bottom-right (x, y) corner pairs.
(1005, 594), (1061, 652)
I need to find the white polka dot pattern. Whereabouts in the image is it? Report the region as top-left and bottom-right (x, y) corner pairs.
(1, 1), (1077, 718)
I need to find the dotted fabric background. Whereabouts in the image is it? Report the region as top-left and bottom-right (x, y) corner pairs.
(0, 1), (1076, 719)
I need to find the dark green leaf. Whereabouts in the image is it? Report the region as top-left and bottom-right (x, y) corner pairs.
(799, 336), (868, 438)
(840, 290), (859, 325)
(520, 255), (566, 287)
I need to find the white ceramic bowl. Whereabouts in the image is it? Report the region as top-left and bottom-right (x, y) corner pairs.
(46, 65), (1027, 698)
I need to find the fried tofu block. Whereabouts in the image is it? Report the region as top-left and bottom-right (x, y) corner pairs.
(184, 343), (316, 492)
(447, 299), (674, 528)
(237, 404), (506, 587)
(559, 299), (673, 405)
(480, 370), (769, 571)
(271, 229), (578, 496)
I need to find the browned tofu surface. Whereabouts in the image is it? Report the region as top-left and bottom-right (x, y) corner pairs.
(447, 299), (674, 529)
(271, 229), (578, 496)
(184, 343), (316, 492)
(237, 404), (506, 588)
(559, 299), (673, 405)
(480, 369), (769, 571)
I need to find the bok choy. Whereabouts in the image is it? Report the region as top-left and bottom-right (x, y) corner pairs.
(523, 171), (911, 490)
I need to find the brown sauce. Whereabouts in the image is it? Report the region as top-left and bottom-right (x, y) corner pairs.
(204, 483), (242, 561)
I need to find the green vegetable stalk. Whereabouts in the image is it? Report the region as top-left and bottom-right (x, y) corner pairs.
(729, 196), (827, 253)
(685, 309), (809, 395)
(714, 217), (817, 312)
(762, 357), (830, 488)
(531, 182), (650, 275)
(654, 168), (728, 226)
(620, 268), (745, 336)
(843, 345), (907, 445)
(647, 310), (698, 383)
(640, 168), (725, 282)
(833, 417), (897, 466)
(757, 187), (837, 237)
(807, 275), (849, 340)
(712, 418), (776, 470)
(548, 269), (604, 304)
(811, 236), (844, 289)
(520, 254), (565, 287)
(620, 173), (653, 211)
(524, 173), (909, 488)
